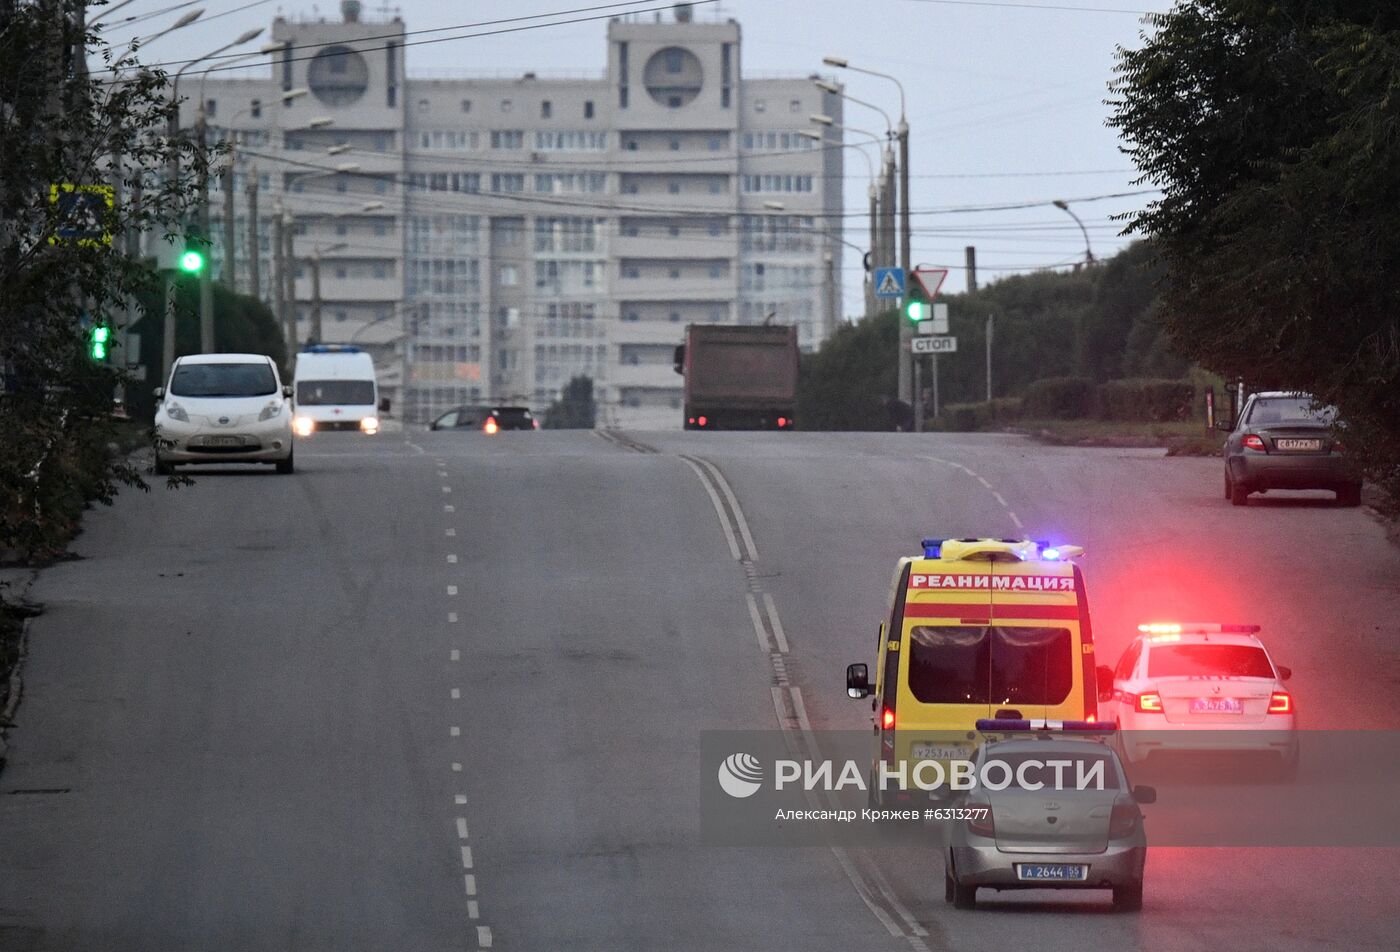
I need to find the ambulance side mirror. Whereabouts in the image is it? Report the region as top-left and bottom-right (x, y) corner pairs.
(1096, 665), (1115, 703)
(846, 663), (871, 699)
(282, 385), (293, 398)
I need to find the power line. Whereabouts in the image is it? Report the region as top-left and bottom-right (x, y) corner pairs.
(901, 0), (1154, 14)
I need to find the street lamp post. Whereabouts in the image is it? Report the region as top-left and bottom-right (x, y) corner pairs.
(801, 127), (878, 319)
(823, 56), (913, 411)
(1053, 199), (1095, 268)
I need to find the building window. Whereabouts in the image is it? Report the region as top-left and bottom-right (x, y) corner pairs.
(624, 310), (639, 321)
(490, 174), (524, 193)
(708, 136), (721, 150)
(624, 138), (638, 151)
(668, 182), (681, 194)
(623, 266), (639, 278)
(335, 179), (347, 193)
(334, 310), (347, 323)
(418, 99), (429, 113)
(584, 100), (594, 119)
(490, 130), (524, 149)
(500, 98), (513, 113)
(669, 268), (681, 279)
(708, 221), (721, 236)
(665, 48), (684, 73)
(373, 264), (387, 279)
(670, 311), (681, 322)
(499, 265), (519, 286)
(668, 225), (680, 236)
(334, 267), (347, 279)
(622, 225), (639, 237)
(790, 98), (801, 112)
(670, 138), (681, 151)
(335, 223), (348, 236)
(460, 98), (472, 112)
(541, 100), (552, 118)
(250, 99), (261, 118)
(205, 99), (216, 117)
(373, 221), (387, 236)
(754, 99), (766, 112)
(709, 178), (723, 194)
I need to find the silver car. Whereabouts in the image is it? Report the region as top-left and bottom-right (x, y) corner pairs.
(945, 730), (1155, 911)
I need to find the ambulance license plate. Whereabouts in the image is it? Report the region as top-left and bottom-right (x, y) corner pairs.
(1190, 697), (1242, 714)
(1017, 864), (1088, 881)
(912, 744), (965, 761)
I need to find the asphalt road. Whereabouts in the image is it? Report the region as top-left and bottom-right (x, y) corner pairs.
(2, 430), (1398, 951)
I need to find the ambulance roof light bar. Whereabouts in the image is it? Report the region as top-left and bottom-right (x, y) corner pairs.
(921, 538), (1084, 561)
(1137, 623), (1261, 635)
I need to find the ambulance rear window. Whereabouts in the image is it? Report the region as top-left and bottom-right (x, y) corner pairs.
(906, 626), (1073, 706)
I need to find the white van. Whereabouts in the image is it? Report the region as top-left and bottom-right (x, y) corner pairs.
(291, 345), (386, 435)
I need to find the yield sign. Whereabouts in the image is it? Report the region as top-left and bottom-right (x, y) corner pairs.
(910, 267), (949, 300)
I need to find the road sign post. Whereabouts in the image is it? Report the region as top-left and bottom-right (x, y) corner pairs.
(907, 269), (949, 431)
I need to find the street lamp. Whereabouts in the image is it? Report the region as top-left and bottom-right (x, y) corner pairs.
(824, 54), (914, 407)
(803, 128), (879, 319)
(1053, 199), (1095, 268)
(812, 78), (894, 136)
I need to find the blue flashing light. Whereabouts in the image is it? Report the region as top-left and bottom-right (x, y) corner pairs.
(301, 344), (362, 354)
(1042, 547), (1061, 561)
(920, 537), (945, 559)
(976, 718), (1116, 734)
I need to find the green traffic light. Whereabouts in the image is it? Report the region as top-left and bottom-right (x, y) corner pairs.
(90, 324), (110, 360)
(180, 249), (205, 273)
(905, 300), (930, 322)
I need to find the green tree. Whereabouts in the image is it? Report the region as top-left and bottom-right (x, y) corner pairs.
(1110, 1), (1400, 504)
(543, 375), (597, 429)
(1, 1), (213, 559)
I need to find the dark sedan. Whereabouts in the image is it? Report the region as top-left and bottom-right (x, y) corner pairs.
(428, 405), (538, 433)
(1223, 392), (1360, 506)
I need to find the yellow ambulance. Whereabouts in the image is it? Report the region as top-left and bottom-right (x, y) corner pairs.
(845, 538), (1099, 804)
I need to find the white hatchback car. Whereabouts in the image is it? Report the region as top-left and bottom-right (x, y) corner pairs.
(154, 353), (295, 474)
(1098, 624), (1297, 774)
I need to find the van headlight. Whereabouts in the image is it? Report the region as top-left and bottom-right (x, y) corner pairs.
(164, 403), (189, 422)
(360, 416), (379, 433)
(259, 402), (284, 421)
(293, 415), (315, 436)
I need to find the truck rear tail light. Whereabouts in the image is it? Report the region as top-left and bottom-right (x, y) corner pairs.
(697, 415), (708, 428)
(777, 416), (788, 428)
(1132, 691), (1164, 714)
(1268, 691), (1292, 714)
(1243, 434), (1267, 451)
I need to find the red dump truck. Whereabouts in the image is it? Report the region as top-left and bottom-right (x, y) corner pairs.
(673, 324), (798, 430)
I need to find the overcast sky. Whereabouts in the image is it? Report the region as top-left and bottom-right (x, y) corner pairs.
(98, 0), (1173, 313)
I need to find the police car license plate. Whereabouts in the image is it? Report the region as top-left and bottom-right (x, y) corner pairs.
(1190, 697), (1243, 714)
(912, 743), (965, 761)
(1017, 864), (1088, 881)
(1275, 438), (1321, 451)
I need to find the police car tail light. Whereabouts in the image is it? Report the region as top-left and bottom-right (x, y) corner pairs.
(1243, 434), (1267, 451)
(483, 418), (499, 434)
(1268, 691), (1293, 714)
(1109, 801), (1139, 838)
(966, 800), (994, 836)
(1133, 691), (1164, 714)
(881, 707), (895, 730)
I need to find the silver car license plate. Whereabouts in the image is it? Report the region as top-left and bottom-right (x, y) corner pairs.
(204, 436), (242, 447)
(1275, 438), (1321, 451)
(1016, 864), (1088, 881)
(1189, 697), (1243, 714)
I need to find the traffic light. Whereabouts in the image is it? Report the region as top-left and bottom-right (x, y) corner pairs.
(90, 323), (110, 361)
(179, 238), (206, 274)
(904, 276), (931, 323)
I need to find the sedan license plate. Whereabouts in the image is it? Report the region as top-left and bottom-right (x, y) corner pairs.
(912, 744), (966, 761)
(1016, 864), (1088, 882)
(1275, 438), (1322, 451)
(203, 436), (242, 447)
(1190, 697), (1243, 714)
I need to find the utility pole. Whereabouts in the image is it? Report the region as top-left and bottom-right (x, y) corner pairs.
(246, 167), (260, 299)
(310, 248), (323, 344)
(823, 250), (836, 337)
(965, 245), (978, 292)
(282, 213), (297, 352)
(221, 162), (236, 289)
(866, 182), (878, 318)
(897, 118), (911, 409)
(272, 206), (287, 350)
(196, 104), (214, 353)
(985, 313), (994, 404)
(162, 275), (178, 385)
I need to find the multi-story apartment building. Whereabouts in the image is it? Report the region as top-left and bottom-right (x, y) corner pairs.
(191, 1), (843, 427)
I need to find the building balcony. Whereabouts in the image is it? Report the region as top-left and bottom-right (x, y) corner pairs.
(609, 362), (683, 389)
(613, 234), (736, 259)
(613, 276), (734, 300)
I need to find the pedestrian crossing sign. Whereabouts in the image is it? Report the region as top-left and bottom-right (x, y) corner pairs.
(874, 267), (904, 298)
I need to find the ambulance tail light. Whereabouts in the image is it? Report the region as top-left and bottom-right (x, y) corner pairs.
(1132, 691), (1164, 714)
(966, 800), (995, 837)
(881, 707), (895, 730)
(1243, 434), (1267, 451)
(1268, 691), (1293, 714)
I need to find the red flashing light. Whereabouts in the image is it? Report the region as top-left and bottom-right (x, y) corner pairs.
(881, 707), (895, 730)
(1268, 691), (1293, 714)
(1133, 691), (1164, 714)
(1243, 434), (1267, 451)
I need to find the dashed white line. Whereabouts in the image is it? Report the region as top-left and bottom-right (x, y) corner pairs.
(448, 612), (458, 623)
(461, 846), (474, 869)
(452, 762), (463, 772)
(467, 900), (480, 920)
(451, 688), (461, 699)
(464, 873), (477, 895)
(455, 794), (468, 805)
(446, 527), (456, 537)
(444, 504), (455, 513)
(761, 593), (790, 654)
(976, 475), (992, 489)
(441, 485), (452, 494)
(1008, 510), (1025, 529)
(450, 649), (460, 661)
(991, 491), (1008, 507)
(447, 585), (458, 595)
(451, 726), (461, 737)
(457, 818), (470, 839)
(447, 554), (458, 563)
(477, 925), (493, 947)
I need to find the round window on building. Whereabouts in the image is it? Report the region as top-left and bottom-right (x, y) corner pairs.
(307, 45), (369, 107)
(644, 46), (702, 108)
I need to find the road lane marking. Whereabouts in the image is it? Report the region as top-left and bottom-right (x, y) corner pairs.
(444, 504), (455, 512)
(452, 762), (462, 772)
(746, 594), (771, 652)
(465, 873), (477, 895)
(920, 455), (1023, 539)
(450, 650), (460, 661)
(449, 612), (458, 623)
(442, 485), (452, 494)
(447, 554), (458, 563)
(477, 926), (492, 948)
(447, 585), (458, 595)
(451, 726), (461, 737)
(457, 818), (469, 839)
(694, 456), (758, 560)
(461, 846), (474, 868)
(467, 900), (480, 920)
(762, 593), (790, 654)
(438, 470), (448, 477)
(446, 528), (456, 537)
(455, 794), (467, 805)
(451, 688), (461, 699)
(678, 456), (741, 560)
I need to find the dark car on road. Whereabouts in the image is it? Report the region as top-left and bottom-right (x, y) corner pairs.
(1223, 392), (1360, 506)
(428, 405), (538, 433)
